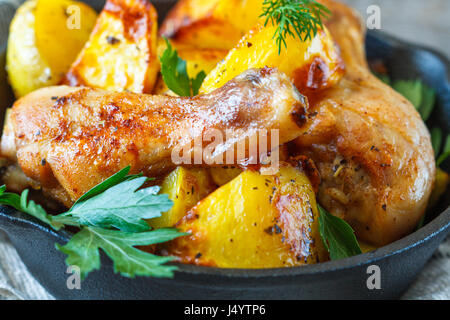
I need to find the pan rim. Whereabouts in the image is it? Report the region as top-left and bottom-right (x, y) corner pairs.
(0, 204), (448, 280)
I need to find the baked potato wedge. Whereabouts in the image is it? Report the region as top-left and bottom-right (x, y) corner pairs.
(149, 167), (216, 229)
(6, 0), (97, 98)
(159, 0), (263, 50)
(153, 38), (227, 94)
(63, 0), (159, 93)
(166, 164), (327, 268)
(200, 23), (344, 94)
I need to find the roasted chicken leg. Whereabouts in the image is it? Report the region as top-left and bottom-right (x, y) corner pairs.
(1, 68), (308, 206)
(293, 0), (436, 245)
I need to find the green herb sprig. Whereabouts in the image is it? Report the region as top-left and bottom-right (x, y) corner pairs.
(388, 78), (450, 165)
(0, 167), (186, 280)
(0, 186), (63, 230)
(318, 204), (362, 260)
(392, 80), (436, 121)
(159, 38), (206, 96)
(260, 0), (331, 54)
(56, 227), (182, 280)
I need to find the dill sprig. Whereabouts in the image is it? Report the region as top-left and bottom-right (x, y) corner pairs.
(260, 0), (331, 54)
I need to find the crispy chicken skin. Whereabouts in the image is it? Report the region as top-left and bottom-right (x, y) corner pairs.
(1, 68), (308, 206)
(293, 0), (436, 245)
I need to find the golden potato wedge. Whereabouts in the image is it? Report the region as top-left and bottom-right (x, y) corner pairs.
(154, 38), (227, 94)
(149, 167), (216, 229)
(6, 0), (97, 98)
(160, 0), (263, 50)
(200, 23), (344, 94)
(166, 165), (327, 268)
(63, 0), (159, 93)
(35, 0), (98, 77)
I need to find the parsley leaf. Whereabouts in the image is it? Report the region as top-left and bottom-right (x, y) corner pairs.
(72, 166), (142, 205)
(392, 79), (436, 121)
(0, 186), (63, 230)
(159, 38), (206, 96)
(393, 80), (423, 109)
(318, 204), (362, 260)
(191, 71), (207, 95)
(55, 177), (173, 233)
(0, 167), (186, 280)
(56, 227), (184, 279)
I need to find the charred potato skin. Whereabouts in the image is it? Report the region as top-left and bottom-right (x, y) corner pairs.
(200, 23), (344, 94)
(166, 164), (327, 268)
(149, 167), (216, 229)
(159, 0), (263, 50)
(160, 17), (242, 50)
(159, 0), (218, 39)
(63, 0), (159, 93)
